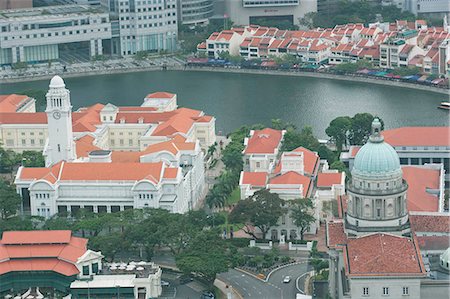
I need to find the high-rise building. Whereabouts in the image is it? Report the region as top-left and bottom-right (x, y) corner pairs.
(0, 0), (32, 10)
(177, 0), (214, 26)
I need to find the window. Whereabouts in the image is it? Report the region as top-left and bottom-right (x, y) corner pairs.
(383, 287), (389, 295)
(402, 287), (409, 295)
(92, 262), (99, 274)
(82, 265), (89, 275)
(363, 287), (369, 296)
(256, 162), (261, 168)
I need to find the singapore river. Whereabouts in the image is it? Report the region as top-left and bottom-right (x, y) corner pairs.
(1, 70), (448, 137)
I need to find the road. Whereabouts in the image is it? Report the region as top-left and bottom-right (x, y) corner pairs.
(218, 262), (311, 299)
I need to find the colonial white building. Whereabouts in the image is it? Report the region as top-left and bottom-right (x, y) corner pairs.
(13, 76), (209, 218)
(243, 128), (285, 172)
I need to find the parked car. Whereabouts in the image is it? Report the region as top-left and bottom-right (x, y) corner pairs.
(161, 280), (170, 286)
(179, 274), (194, 284)
(200, 290), (215, 299)
(283, 276), (291, 283)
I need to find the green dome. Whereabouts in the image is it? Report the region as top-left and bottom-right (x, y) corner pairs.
(353, 119), (401, 176)
(353, 141), (401, 175)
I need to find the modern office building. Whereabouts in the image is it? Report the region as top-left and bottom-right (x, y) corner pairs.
(104, 0), (178, 56)
(0, 5), (111, 64)
(224, 0), (317, 26)
(177, 0), (214, 26)
(0, 0), (32, 10)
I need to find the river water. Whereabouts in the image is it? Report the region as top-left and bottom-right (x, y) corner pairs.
(1, 70), (448, 137)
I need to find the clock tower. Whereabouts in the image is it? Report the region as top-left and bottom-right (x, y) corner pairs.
(44, 75), (76, 166)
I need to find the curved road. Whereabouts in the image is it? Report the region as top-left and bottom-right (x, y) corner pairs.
(218, 262), (311, 299)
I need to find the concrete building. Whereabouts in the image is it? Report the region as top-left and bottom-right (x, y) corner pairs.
(224, 0), (317, 26)
(177, 0), (213, 26)
(0, 0), (32, 10)
(107, 0), (178, 56)
(0, 5), (111, 64)
(243, 128), (285, 172)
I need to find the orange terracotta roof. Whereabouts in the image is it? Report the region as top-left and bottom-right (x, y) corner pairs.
(0, 112), (47, 124)
(293, 147), (319, 175)
(326, 221), (347, 248)
(417, 235), (449, 251)
(1, 230), (72, 245)
(383, 127), (450, 147)
(409, 214), (450, 233)
(0, 94), (30, 112)
(146, 92), (175, 99)
(119, 106), (158, 112)
(269, 171), (311, 197)
(152, 115), (195, 136)
(403, 166), (440, 212)
(163, 167), (178, 179)
(110, 151), (142, 163)
(18, 161), (63, 184)
(317, 172), (344, 188)
(240, 172), (267, 186)
(75, 135), (101, 158)
(244, 128), (283, 154)
(0, 258), (79, 276)
(345, 233), (425, 277)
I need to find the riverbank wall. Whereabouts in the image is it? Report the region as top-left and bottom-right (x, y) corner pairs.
(2, 65), (449, 95)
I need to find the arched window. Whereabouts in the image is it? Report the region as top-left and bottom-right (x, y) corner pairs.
(387, 203), (394, 217)
(364, 204), (371, 217)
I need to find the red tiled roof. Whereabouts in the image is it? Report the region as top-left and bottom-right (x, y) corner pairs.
(409, 214), (450, 233)
(383, 127), (450, 147)
(345, 233), (425, 277)
(0, 112), (47, 124)
(417, 235), (450, 251)
(317, 172), (344, 188)
(240, 172), (267, 187)
(326, 220), (347, 248)
(0, 94), (30, 112)
(402, 166), (440, 212)
(0, 259), (79, 276)
(163, 167), (179, 179)
(269, 171), (311, 197)
(1, 230), (72, 245)
(75, 135), (101, 158)
(146, 92), (175, 99)
(293, 147), (319, 175)
(244, 128), (283, 155)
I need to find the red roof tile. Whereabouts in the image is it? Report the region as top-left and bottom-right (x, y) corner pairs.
(345, 233), (425, 277)
(326, 220), (347, 248)
(163, 167), (179, 179)
(409, 214), (450, 233)
(146, 92), (175, 99)
(75, 135), (101, 158)
(240, 172), (267, 186)
(244, 128), (283, 155)
(317, 172), (344, 188)
(402, 166), (441, 212)
(269, 171), (311, 197)
(417, 235), (450, 251)
(293, 147), (319, 175)
(0, 94), (30, 112)
(0, 112), (47, 124)
(1, 230), (71, 245)
(383, 127), (450, 147)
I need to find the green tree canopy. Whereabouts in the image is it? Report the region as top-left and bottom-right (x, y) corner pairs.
(0, 180), (21, 220)
(229, 189), (285, 239)
(289, 198), (315, 240)
(325, 116), (352, 152)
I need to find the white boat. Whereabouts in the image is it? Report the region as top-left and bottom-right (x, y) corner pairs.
(438, 102), (450, 110)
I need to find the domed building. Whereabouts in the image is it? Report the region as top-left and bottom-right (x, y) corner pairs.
(345, 119), (410, 236)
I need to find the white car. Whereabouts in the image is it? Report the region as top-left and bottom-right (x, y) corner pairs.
(283, 276), (291, 283)
(161, 280), (170, 286)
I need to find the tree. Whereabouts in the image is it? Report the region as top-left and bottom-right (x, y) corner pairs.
(176, 229), (231, 284)
(207, 142), (217, 158)
(289, 198), (315, 240)
(221, 142), (243, 172)
(229, 189), (285, 240)
(21, 151), (45, 167)
(0, 146), (20, 174)
(281, 126), (320, 152)
(298, 12), (316, 29)
(348, 113), (384, 145)
(0, 180), (21, 220)
(325, 116), (352, 152)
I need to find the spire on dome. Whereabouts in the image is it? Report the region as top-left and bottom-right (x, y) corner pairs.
(369, 118), (384, 143)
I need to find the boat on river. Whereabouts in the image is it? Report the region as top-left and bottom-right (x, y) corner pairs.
(438, 102), (450, 110)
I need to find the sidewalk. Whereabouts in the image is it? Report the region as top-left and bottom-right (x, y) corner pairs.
(214, 278), (243, 299)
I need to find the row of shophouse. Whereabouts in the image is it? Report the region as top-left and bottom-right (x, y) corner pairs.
(197, 19), (450, 76)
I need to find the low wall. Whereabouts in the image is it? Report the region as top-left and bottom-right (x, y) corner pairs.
(289, 241), (313, 251)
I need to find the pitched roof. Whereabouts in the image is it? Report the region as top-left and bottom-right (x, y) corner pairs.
(402, 166), (441, 212)
(293, 147), (319, 175)
(244, 128), (283, 155)
(382, 127), (450, 147)
(240, 172), (268, 186)
(269, 171), (311, 197)
(317, 172), (344, 188)
(146, 92), (175, 99)
(409, 214), (450, 233)
(416, 235), (450, 252)
(1, 230), (72, 245)
(345, 233), (425, 277)
(0, 94), (30, 112)
(75, 135), (101, 158)
(326, 220), (347, 248)
(0, 112), (47, 124)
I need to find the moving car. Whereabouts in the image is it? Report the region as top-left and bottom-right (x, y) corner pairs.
(283, 276), (291, 283)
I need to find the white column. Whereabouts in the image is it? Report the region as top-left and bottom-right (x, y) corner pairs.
(19, 46), (25, 62)
(97, 39), (103, 55)
(90, 39), (96, 57)
(11, 47), (18, 63)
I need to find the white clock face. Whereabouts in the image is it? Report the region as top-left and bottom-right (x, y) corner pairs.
(53, 111), (61, 120)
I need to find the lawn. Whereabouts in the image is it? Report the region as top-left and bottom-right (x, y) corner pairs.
(226, 187), (241, 206)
